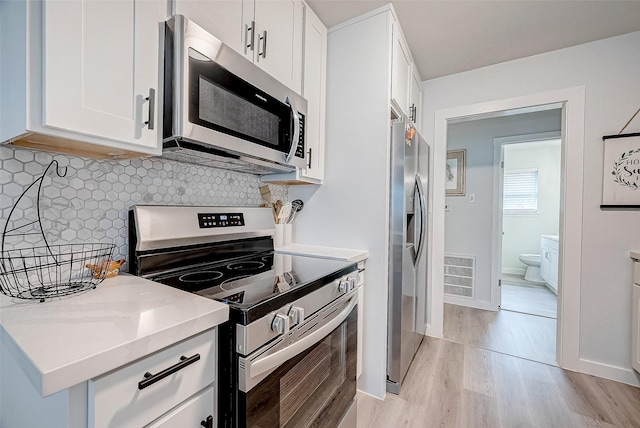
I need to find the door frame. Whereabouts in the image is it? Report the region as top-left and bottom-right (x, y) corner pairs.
(428, 86), (585, 371)
(491, 130), (562, 312)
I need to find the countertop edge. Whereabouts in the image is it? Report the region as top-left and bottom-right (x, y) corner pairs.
(275, 244), (369, 263)
(629, 250), (640, 260)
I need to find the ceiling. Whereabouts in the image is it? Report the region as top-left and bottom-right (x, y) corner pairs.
(305, 0), (640, 80)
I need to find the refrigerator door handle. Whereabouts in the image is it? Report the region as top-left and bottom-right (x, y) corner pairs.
(414, 174), (427, 264)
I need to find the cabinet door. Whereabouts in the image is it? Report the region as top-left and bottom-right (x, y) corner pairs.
(43, 0), (165, 153)
(549, 247), (559, 292)
(391, 22), (411, 119)
(409, 63), (422, 129)
(174, 1), (245, 56)
(540, 245), (550, 282)
(300, 4), (326, 181)
(253, 0), (303, 93)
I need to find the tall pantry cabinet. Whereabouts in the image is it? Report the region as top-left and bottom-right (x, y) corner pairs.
(289, 4), (425, 399)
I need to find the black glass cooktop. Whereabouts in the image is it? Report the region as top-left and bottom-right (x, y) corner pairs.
(151, 251), (357, 324)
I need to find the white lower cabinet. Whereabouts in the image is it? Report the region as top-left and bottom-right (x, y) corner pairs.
(147, 387), (214, 428)
(632, 262), (640, 373)
(88, 329), (216, 428)
(540, 236), (559, 294)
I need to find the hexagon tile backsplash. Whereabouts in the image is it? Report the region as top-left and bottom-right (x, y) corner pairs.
(0, 145), (287, 264)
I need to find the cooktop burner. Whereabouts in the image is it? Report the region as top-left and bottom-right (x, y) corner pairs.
(150, 251), (357, 324)
(178, 271), (224, 283)
(227, 261), (265, 271)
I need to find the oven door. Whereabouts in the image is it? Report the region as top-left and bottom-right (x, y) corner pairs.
(238, 292), (357, 428)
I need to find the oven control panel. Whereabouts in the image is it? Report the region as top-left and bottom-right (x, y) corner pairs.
(198, 213), (245, 228)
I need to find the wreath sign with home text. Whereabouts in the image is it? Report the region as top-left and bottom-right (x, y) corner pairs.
(612, 148), (640, 190)
(601, 133), (640, 207)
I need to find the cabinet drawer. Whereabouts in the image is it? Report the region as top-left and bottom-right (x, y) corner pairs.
(88, 329), (216, 428)
(146, 387), (214, 428)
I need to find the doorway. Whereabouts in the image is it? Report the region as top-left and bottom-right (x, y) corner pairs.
(428, 86), (586, 372)
(441, 109), (562, 365)
(496, 134), (561, 321)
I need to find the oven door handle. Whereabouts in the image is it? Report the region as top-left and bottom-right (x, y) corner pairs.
(249, 293), (357, 379)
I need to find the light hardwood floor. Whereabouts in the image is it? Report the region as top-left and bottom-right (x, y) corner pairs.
(443, 303), (557, 366)
(501, 283), (557, 319)
(357, 336), (640, 427)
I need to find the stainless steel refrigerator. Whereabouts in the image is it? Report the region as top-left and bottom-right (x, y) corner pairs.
(387, 118), (428, 394)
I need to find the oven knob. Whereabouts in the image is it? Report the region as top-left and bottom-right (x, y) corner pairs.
(288, 306), (305, 325)
(339, 277), (356, 293)
(271, 313), (290, 335)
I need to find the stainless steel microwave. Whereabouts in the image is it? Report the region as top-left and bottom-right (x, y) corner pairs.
(161, 15), (307, 174)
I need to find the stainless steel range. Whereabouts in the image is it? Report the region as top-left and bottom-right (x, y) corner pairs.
(129, 206), (359, 428)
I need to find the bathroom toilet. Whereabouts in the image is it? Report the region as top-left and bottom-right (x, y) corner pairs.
(519, 254), (545, 283)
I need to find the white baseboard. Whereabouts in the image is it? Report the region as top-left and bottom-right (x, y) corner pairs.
(423, 323), (443, 339)
(502, 267), (526, 276)
(444, 295), (497, 311)
(578, 358), (640, 387)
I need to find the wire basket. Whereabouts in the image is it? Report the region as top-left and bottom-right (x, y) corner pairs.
(0, 243), (115, 300)
(1, 160), (117, 302)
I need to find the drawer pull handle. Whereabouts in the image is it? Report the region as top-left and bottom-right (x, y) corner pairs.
(201, 415), (213, 428)
(138, 354), (201, 390)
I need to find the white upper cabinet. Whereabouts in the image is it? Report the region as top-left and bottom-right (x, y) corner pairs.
(173, 1), (245, 55)
(299, 2), (327, 182)
(0, 0), (166, 158)
(44, 0), (165, 152)
(174, 0), (303, 94)
(391, 21), (411, 119)
(409, 62), (422, 130)
(261, 1), (326, 185)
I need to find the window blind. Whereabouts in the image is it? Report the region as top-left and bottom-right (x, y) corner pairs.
(503, 168), (538, 214)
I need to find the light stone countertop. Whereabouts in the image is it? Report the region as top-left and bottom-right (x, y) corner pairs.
(0, 273), (228, 397)
(630, 250), (640, 260)
(275, 243), (369, 263)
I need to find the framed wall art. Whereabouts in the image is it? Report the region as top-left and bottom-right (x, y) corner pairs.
(446, 149), (466, 196)
(601, 132), (640, 208)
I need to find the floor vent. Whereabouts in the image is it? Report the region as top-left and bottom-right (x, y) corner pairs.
(444, 254), (475, 299)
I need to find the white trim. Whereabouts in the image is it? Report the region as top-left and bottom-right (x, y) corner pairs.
(578, 358), (640, 388)
(444, 296), (496, 312)
(430, 86), (585, 373)
(502, 267), (526, 276)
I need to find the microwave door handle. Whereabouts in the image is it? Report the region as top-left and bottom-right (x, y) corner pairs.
(284, 96), (299, 163)
(414, 173), (427, 264)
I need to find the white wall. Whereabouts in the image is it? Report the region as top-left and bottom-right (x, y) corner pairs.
(290, 10), (393, 399)
(503, 140), (561, 274)
(445, 111), (561, 305)
(422, 31), (640, 383)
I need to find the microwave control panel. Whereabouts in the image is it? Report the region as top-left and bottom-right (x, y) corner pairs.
(198, 213), (245, 228)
